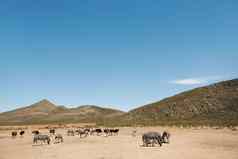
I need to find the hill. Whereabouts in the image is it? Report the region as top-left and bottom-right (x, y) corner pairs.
(1, 79), (238, 126)
(0, 100), (125, 125)
(112, 79), (238, 126)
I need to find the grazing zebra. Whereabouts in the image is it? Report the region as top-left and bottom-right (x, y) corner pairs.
(104, 128), (119, 136)
(162, 131), (170, 144)
(67, 129), (74, 136)
(54, 134), (63, 143)
(11, 131), (17, 138)
(90, 128), (97, 135)
(75, 129), (89, 138)
(33, 134), (51, 145)
(104, 128), (110, 136)
(142, 132), (163, 147)
(95, 128), (102, 136)
(84, 128), (90, 135)
(111, 129), (119, 135)
(49, 129), (55, 135)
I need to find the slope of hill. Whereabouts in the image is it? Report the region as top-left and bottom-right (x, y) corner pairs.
(0, 100), (124, 125)
(1, 79), (237, 126)
(115, 79), (238, 126)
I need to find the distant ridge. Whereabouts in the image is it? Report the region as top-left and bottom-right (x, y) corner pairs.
(113, 79), (238, 126)
(0, 79), (238, 126)
(0, 100), (125, 125)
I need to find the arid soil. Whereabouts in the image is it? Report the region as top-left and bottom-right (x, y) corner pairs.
(0, 127), (238, 159)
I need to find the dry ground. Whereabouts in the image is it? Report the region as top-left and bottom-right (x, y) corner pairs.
(0, 127), (238, 159)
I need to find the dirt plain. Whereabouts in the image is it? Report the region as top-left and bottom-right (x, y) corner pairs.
(0, 126), (238, 159)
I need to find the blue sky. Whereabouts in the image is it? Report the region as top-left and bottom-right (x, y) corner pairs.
(1, 0), (238, 112)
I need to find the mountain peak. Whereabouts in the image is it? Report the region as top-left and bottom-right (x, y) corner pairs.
(37, 99), (54, 104)
(29, 99), (57, 113)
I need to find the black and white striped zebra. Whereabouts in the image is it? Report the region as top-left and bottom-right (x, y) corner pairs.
(142, 132), (163, 147)
(33, 134), (51, 145)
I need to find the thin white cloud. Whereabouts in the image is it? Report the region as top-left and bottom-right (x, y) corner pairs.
(170, 76), (222, 85)
(170, 79), (205, 85)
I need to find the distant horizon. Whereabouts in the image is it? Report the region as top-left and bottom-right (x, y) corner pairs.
(2, 78), (237, 113)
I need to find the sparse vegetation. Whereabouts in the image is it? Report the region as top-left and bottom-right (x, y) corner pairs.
(0, 79), (238, 126)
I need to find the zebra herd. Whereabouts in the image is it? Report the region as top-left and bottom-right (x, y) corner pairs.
(31, 128), (120, 145)
(10, 129), (64, 145)
(32, 129), (64, 145)
(11, 128), (171, 147)
(67, 128), (120, 137)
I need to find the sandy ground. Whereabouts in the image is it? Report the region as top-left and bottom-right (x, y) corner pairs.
(0, 127), (238, 159)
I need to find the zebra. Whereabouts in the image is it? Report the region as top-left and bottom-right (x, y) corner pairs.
(75, 128), (89, 138)
(67, 129), (75, 136)
(104, 128), (119, 136)
(142, 131), (171, 147)
(90, 128), (97, 135)
(142, 132), (163, 147)
(95, 128), (103, 136)
(111, 129), (119, 135)
(104, 128), (111, 136)
(33, 134), (51, 145)
(49, 129), (55, 135)
(54, 134), (63, 143)
(162, 131), (170, 144)
(84, 128), (90, 135)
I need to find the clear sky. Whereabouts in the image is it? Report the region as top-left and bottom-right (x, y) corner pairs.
(1, 0), (238, 112)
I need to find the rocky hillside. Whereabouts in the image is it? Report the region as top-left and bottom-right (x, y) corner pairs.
(117, 79), (238, 126)
(0, 100), (125, 125)
(1, 79), (237, 126)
